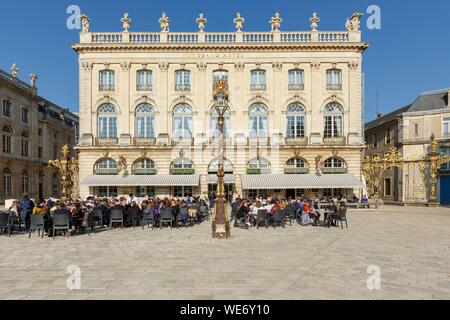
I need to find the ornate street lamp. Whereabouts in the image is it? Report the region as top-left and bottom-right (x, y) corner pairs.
(212, 80), (231, 239)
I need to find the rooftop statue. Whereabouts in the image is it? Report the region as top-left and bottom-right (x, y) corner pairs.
(79, 14), (90, 33)
(346, 12), (364, 31)
(196, 13), (207, 32)
(310, 12), (320, 31)
(159, 12), (170, 32)
(269, 12), (283, 31)
(121, 13), (132, 32)
(11, 64), (18, 78)
(233, 12), (245, 32)
(30, 74), (38, 87)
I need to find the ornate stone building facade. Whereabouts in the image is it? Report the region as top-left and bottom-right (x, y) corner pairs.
(365, 88), (450, 205)
(0, 66), (79, 204)
(73, 12), (368, 200)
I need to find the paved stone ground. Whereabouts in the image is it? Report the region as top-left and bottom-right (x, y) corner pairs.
(1, 206), (450, 300)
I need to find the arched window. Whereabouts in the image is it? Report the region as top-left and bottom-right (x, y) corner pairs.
(249, 103), (268, 138)
(137, 70), (153, 91)
(135, 104), (155, 139)
(210, 107), (231, 138)
(326, 69), (342, 90)
(98, 104), (118, 139)
(2, 125), (12, 154)
(212, 70), (229, 90)
(285, 157), (309, 174)
(2, 168), (12, 198)
(247, 157), (271, 174)
(133, 158), (156, 175)
(324, 103), (343, 138)
(170, 157), (195, 175)
(173, 104), (193, 139)
(94, 158), (119, 175)
(99, 70), (115, 91)
(286, 103), (306, 138)
(323, 157), (347, 174)
(175, 70), (191, 91)
(208, 159), (234, 174)
(251, 69), (266, 90)
(21, 131), (29, 157)
(288, 69), (305, 90)
(21, 170), (29, 194)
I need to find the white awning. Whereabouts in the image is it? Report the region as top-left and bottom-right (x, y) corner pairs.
(81, 175), (200, 187)
(241, 174), (364, 190)
(205, 175), (236, 184)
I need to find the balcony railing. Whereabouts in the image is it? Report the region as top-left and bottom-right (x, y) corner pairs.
(284, 167), (309, 174)
(134, 137), (156, 146)
(286, 137), (308, 146)
(175, 84), (191, 92)
(248, 137), (270, 146)
(288, 84), (305, 91)
(132, 168), (157, 175)
(172, 138), (194, 146)
(95, 137), (118, 146)
(326, 84), (342, 91)
(99, 84), (115, 91)
(246, 168), (272, 175)
(250, 84), (266, 91)
(170, 168), (195, 175)
(94, 168), (120, 175)
(323, 137), (346, 145)
(322, 167), (348, 174)
(137, 84), (153, 91)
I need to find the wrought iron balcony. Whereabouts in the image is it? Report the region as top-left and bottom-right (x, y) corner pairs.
(95, 137), (118, 146)
(323, 136), (346, 145)
(136, 84), (153, 91)
(134, 137), (156, 146)
(284, 167), (309, 174)
(99, 84), (115, 91)
(132, 168), (157, 175)
(170, 168), (195, 175)
(288, 84), (304, 91)
(94, 168), (120, 175)
(250, 84), (267, 91)
(246, 168), (271, 175)
(286, 137), (308, 146)
(175, 84), (191, 92)
(322, 167), (348, 174)
(248, 137), (270, 146)
(171, 138), (194, 146)
(326, 84), (342, 91)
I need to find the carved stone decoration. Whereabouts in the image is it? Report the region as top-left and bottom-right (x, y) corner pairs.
(269, 12), (283, 31)
(234, 62), (245, 71)
(346, 12), (364, 31)
(159, 12), (170, 32)
(348, 61), (359, 70)
(196, 13), (207, 32)
(315, 155), (323, 173)
(310, 61), (321, 71)
(141, 150), (148, 158)
(118, 155), (128, 175)
(309, 12), (320, 31)
(234, 12), (245, 32)
(79, 14), (90, 33)
(196, 62), (207, 71)
(158, 62), (169, 71)
(120, 62), (131, 71)
(121, 13), (132, 32)
(102, 150), (110, 158)
(30, 74), (38, 87)
(11, 64), (18, 78)
(82, 62), (92, 71)
(103, 63), (110, 70)
(272, 62), (283, 71)
(141, 63), (148, 70)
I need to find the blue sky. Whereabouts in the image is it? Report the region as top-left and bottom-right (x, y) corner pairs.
(1, 0), (449, 122)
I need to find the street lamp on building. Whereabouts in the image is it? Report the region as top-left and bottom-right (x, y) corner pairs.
(212, 80), (231, 239)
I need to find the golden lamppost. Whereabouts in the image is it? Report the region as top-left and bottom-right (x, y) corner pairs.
(48, 144), (79, 199)
(211, 80), (231, 239)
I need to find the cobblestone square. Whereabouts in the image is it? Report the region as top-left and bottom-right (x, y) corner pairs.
(1, 206), (450, 300)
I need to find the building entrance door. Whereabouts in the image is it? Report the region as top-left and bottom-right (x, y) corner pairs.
(440, 176), (450, 205)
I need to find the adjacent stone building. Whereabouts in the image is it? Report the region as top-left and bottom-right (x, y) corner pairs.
(73, 12), (368, 200)
(0, 66), (79, 204)
(365, 88), (450, 205)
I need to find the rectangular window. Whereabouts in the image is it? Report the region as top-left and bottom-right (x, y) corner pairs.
(414, 123), (419, 137)
(21, 140), (29, 157)
(38, 147), (43, 158)
(373, 133), (378, 147)
(3, 100), (11, 117)
(443, 118), (450, 137)
(2, 134), (11, 154)
(98, 116), (118, 139)
(211, 116), (230, 138)
(175, 70), (191, 91)
(137, 70), (153, 91)
(136, 186), (156, 198)
(136, 116), (155, 138)
(288, 70), (304, 90)
(249, 116), (268, 138)
(326, 69), (342, 90)
(97, 186), (118, 198)
(173, 186), (193, 198)
(212, 71), (229, 90)
(385, 129), (391, 145)
(286, 115), (305, 138)
(250, 70), (266, 90)
(384, 178), (391, 196)
(22, 108), (29, 124)
(99, 70), (115, 91)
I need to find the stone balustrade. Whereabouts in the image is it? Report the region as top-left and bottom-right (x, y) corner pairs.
(82, 30), (359, 44)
